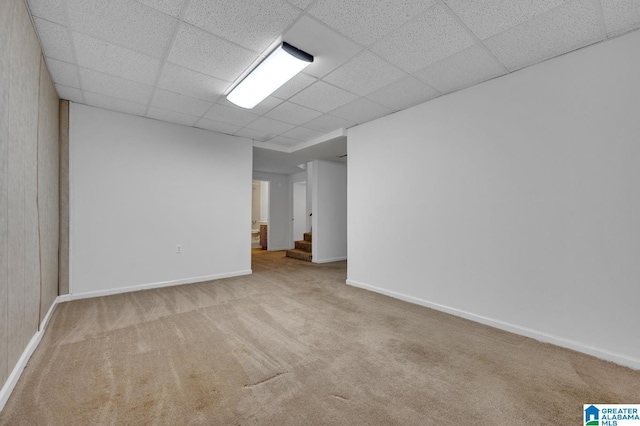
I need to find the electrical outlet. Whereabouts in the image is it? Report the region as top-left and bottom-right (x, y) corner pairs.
(176, 244), (182, 254)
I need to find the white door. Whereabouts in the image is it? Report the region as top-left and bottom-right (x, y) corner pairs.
(293, 181), (306, 242)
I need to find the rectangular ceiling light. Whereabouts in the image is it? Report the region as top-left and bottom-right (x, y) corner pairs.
(227, 42), (313, 109)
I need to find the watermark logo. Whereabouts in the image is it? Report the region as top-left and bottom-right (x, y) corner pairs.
(584, 405), (640, 426)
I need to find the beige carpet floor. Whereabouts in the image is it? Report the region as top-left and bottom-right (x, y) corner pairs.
(1, 250), (638, 425)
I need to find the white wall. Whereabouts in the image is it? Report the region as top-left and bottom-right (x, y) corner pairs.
(293, 181), (306, 241)
(348, 30), (640, 369)
(311, 160), (347, 263)
(70, 104), (252, 296)
(253, 171), (291, 251)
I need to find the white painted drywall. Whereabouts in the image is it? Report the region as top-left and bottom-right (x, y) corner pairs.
(70, 104), (252, 295)
(293, 181), (306, 242)
(253, 171), (292, 251)
(311, 160), (347, 263)
(348, 30), (640, 368)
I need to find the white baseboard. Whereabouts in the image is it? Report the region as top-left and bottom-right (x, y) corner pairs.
(59, 270), (252, 302)
(313, 256), (347, 264)
(346, 279), (640, 370)
(0, 296), (61, 412)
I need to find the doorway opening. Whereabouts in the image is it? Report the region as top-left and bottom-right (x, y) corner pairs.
(251, 180), (269, 250)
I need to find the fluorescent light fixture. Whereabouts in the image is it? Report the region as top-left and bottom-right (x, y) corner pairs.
(227, 42), (313, 109)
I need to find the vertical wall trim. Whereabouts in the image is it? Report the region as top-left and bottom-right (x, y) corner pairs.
(58, 100), (69, 295)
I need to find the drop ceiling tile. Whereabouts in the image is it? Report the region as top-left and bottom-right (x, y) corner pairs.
(366, 75), (440, 111)
(265, 102), (323, 125)
(371, 4), (476, 73)
(601, 0), (640, 36)
(234, 128), (272, 141)
(288, 0), (314, 10)
(136, 0), (189, 17)
(205, 104), (259, 127)
(195, 118), (242, 135)
(66, 0), (177, 58)
(246, 116), (297, 135)
(484, 0), (604, 72)
(289, 81), (358, 113)
(27, 0), (66, 25)
(147, 107), (199, 127)
(265, 135), (300, 146)
(79, 67), (155, 105)
(84, 92), (147, 116)
(413, 44), (506, 94)
(324, 50), (406, 96)
(184, 0), (300, 52)
(45, 58), (80, 88)
(443, 0), (567, 40)
(158, 62), (229, 102)
(33, 18), (75, 63)
(73, 32), (161, 85)
(329, 98), (392, 124)
(55, 85), (83, 102)
(272, 73), (317, 100)
(281, 126), (324, 141)
(309, 0), (437, 46)
(282, 15), (362, 78)
(302, 114), (354, 133)
(151, 89), (213, 117)
(168, 23), (257, 81)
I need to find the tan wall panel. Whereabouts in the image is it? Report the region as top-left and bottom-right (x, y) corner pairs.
(58, 100), (69, 296)
(0, 0), (16, 387)
(38, 57), (60, 321)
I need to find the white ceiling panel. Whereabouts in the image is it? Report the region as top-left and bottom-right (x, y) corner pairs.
(366, 75), (440, 112)
(371, 4), (476, 73)
(308, 0), (437, 46)
(83, 92), (147, 116)
(246, 116), (297, 135)
(601, 0), (640, 36)
(329, 98), (392, 124)
(205, 103), (258, 127)
(65, 0), (177, 58)
(272, 72), (317, 100)
(45, 58), (80, 88)
(443, 0), (568, 40)
(33, 18), (75, 63)
(150, 88), (213, 116)
(324, 50), (406, 96)
(235, 127), (273, 141)
(73, 32), (161, 85)
(281, 126), (324, 141)
(289, 81), (358, 113)
(282, 15), (362, 78)
(55, 85), (83, 103)
(302, 114), (354, 133)
(80, 68), (155, 105)
(147, 106), (199, 126)
(265, 102), (323, 125)
(184, 0), (300, 52)
(158, 62), (228, 102)
(27, 0), (66, 25)
(168, 23), (257, 81)
(136, 0), (189, 18)
(413, 44), (506, 93)
(195, 118), (242, 135)
(484, 0), (604, 71)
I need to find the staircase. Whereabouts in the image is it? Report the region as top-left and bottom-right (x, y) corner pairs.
(286, 232), (312, 262)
